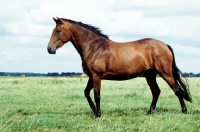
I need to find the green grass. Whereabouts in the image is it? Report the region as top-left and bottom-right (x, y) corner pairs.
(0, 77), (200, 132)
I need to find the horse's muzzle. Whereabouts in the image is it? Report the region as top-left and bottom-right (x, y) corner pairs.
(47, 47), (56, 54)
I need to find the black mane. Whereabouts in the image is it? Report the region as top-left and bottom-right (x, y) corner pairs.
(61, 18), (109, 39)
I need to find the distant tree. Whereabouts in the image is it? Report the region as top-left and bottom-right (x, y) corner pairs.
(60, 72), (82, 77)
(183, 72), (189, 77)
(189, 72), (194, 77)
(195, 73), (200, 77)
(60, 72), (70, 76)
(47, 72), (59, 76)
(0, 72), (4, 76)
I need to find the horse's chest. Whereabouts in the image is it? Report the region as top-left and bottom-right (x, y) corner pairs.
(82, 59), (106, 76)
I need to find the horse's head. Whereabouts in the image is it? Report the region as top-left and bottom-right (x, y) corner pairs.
(47, 17), (72, 54)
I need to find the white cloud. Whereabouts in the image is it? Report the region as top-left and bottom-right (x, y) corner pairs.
(0, 0), (200, 73)
(173, 45), (200, 57)
(113, 0), (200, 16)
(30, 1), (67, 24)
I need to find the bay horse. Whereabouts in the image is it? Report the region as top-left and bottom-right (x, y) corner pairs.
(47, 17), (192, 118)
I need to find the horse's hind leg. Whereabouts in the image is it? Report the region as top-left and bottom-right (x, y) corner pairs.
(160, 74), (187, 113)
(144, 70), (161, 114)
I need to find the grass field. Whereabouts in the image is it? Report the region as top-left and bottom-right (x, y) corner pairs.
(0, 77), (200, 132)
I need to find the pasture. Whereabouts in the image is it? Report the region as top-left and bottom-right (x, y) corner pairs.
(0, 77), (200, 132)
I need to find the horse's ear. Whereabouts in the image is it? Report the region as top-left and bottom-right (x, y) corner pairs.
(53, 17), (63, 24)
(53, 17), (58, 23)
(57, 17), (64, 24)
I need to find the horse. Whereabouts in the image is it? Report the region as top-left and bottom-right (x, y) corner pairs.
(47, 17), (192, 118)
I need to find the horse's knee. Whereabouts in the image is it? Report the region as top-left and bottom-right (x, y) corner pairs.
(95, 95), (100, 103)
(175, 88), (185, 98)
(84, 89), (91, 98)
(84, 90), (87, 97)
(155, 89), (161, 97)
(175, 89), (181, 97)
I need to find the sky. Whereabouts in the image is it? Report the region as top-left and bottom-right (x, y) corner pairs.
(0, 0), (200, 73)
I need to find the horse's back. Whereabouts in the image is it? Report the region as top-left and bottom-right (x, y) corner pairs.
(109, 38), (170, 63)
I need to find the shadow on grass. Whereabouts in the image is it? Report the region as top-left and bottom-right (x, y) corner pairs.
(103, 107), (175, 116)
(102, 107), (200, 116)
(11, 107), (200, 119)
(155, 108), (200, 115)
(14, 108), (94, 118)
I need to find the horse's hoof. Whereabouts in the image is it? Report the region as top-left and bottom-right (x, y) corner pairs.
(182, 110), (187, 114)
(181, 106), (187, 114)
(94, 112), (101, 118)
(146, 110), (154, 115)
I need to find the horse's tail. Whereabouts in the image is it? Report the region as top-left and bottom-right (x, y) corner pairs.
(167, 45), (192, 102)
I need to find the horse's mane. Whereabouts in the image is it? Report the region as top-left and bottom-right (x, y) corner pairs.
(61, 18), (109, 39)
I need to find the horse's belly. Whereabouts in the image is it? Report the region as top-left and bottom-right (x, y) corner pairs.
(101, 61), (149, 80)
(101, 72), (143, 81)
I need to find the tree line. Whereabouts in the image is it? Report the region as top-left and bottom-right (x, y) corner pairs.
(0, 72), (200, 77)
(0, 72), (82, 77)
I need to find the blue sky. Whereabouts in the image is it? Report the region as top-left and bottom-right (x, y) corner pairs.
(0, 0), (200, 73)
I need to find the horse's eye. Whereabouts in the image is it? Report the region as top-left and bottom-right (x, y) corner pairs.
(56, 30), (61, 33)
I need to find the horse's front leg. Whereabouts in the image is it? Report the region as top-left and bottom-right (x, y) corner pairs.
(84, 78), (96, 115)
(92, 75), (101, 118)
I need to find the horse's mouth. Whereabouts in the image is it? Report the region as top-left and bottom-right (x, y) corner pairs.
(47, 47), (56, 54)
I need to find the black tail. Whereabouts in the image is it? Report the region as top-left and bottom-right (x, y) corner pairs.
(167, 45), (192, 102)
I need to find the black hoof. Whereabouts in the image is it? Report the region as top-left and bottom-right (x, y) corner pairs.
(147, 109), (154, 115)
(182, 108), (187, 114)
(94, 114), (101, 118)
(94, 111), (101, 118)
(181, 106), (187, 114)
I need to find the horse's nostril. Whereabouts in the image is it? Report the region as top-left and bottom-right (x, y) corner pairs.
(47, 47), (51, 54)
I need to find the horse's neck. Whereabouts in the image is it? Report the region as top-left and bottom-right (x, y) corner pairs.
(70, 38), (83, 57)
(69, 27), (99, 58)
